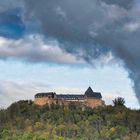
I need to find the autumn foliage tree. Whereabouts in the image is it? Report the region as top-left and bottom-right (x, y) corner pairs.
(0, 98), (140, 140)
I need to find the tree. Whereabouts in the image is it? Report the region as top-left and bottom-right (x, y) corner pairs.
(113, 97), (125, 107)
(0, 100), (140, 139)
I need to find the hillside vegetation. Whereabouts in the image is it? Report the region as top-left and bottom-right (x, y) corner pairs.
(0, 99), (140, 140)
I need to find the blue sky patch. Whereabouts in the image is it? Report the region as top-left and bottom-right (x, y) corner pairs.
(0, 8), (25, 38)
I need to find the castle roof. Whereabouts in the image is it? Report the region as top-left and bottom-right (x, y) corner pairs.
(35, 92), (56, 98)
(85, 87), (102, 98)
(56, 94), (85, 100)
(35, 87), (102, 99)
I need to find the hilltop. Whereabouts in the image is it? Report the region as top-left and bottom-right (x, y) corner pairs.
(0, 100), (140, 140)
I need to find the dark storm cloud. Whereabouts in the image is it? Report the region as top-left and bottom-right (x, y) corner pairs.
(23, 0), (111, 60)
(22, 0), (140, 102)
(0, 0), (23, 12)
(0, 35), (85, 64)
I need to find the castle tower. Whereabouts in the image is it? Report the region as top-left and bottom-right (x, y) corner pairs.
(84, 87), (104, 108)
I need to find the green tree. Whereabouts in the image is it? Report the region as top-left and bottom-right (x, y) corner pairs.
(113, 97), (125, 106)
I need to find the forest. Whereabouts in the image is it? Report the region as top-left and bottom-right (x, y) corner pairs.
(0, 97), (140, 140)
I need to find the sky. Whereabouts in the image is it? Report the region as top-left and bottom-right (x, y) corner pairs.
(0, 0), (140, 109)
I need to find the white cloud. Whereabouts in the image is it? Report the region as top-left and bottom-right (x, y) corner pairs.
(51, 86), (84, 94)
(0, 80), (84, 108)
(0, 35), (85, 64)
(124, 22), (140, 32)
(91, 52), (115, 66)
(0, 80), (51, 108)
(102, 91), (140, 109)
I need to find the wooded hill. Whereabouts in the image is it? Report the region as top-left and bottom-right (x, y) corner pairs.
(0, 98), (140, 140)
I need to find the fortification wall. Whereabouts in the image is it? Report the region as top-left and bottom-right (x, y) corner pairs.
(34, 97), (49, 106)
(34, 97), (104, 108)
(85, 98), (104, 108)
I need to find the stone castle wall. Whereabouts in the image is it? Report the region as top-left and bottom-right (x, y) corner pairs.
(34, 97), (105, 108)
(34, 97), (50, 106)
(85, 98), (104, 108)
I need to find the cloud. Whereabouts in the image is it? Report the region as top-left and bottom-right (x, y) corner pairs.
(0, 80), (49, 108)
(124, 22), (140, 32)
(0, 35), (85, 64)
(0, 0), (23, 12)
(22, 0), (140, 103)
(52, 86), (83, 94)
(0, 80), (83, 108)
(101, 0), (134, 9)
(103, 91), (140, 109)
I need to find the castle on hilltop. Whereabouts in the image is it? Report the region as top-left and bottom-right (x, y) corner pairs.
(34, 87), (105, 108)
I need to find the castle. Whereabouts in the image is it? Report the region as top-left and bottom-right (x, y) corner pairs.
(34, 87), (105, 108)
